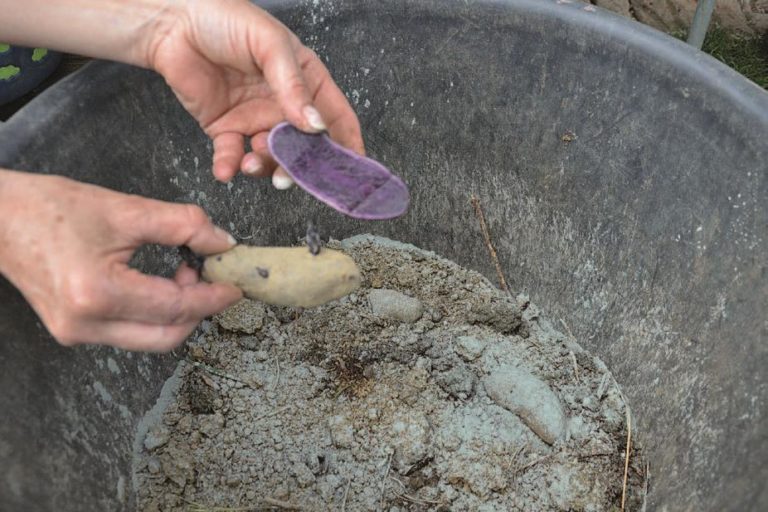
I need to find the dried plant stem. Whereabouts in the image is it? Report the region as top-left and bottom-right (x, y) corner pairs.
(621, 406), (632, 511)
(470, 194), (508, 291)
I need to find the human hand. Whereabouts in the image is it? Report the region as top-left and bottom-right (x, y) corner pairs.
(0, 170), (243, 351)
(145, 0), (365, 187)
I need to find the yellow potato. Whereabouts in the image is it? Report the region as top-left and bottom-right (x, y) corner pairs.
(202, 245), (361, 308)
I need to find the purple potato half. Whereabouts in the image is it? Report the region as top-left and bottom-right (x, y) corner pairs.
(267, 122), (410, 219)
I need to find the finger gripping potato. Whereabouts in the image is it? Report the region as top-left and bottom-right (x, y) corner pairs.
(202, 245), (361, 308)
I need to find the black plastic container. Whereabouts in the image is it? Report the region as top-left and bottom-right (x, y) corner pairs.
(0, 1), (766, 510)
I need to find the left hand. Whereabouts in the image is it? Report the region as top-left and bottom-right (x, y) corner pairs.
(145, 0), (365, 187)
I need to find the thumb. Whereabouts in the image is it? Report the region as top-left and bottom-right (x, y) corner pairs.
(254, 27), (326, 133)
(125, 199), (236, 255)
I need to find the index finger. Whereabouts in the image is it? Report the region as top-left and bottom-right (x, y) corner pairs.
(253, 25), (317, 133)
(299, 48), (366, 155)
(105, 266), (242, 325)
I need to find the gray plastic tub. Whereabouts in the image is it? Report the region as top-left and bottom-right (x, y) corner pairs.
(0, 1), (766, 510)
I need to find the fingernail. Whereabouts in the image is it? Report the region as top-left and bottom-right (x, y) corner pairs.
(272, 171), (294, 190)
(215, 226), (237, 246)
(303, 105), (327, 132)
(243, 157), (262, 176)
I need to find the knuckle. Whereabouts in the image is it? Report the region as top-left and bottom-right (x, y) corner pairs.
(288, 79), (307, 99)
(156, 329), (189, 352)
(183, 204), (209, 230)
(63, 274), (106, 318)
(298, 46), (319, 63)
(109, 195), (148, 233)
(48, 317), (81, 346)
(165, 295), (187, 325)
(256, 25), (289, 59)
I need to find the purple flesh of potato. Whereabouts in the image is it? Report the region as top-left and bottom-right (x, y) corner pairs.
(267, 122), (409, 219)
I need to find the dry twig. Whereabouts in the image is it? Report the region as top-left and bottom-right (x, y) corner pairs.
(512, 443), (528, 466)
(387, 479), (443, 506)
(596, 372), (610, 400)
(379, 453), (393, 509)
(621, 406), (632, 511)
(262, 497), (303, 510)
(395, 493), (444, 506)
(515, 453), (554, 475)
(252, 405), (293, 423)
(470, 194), (508, 291)
(560, 318), (575, 339)
(340, 478), (352, 512)
(640, 461), (650, 512)
(186, 360), (254, 388)
(577, 451), (616, 460)
(184, 496), (303, 511)
(272, 357), (281, 391)
(569, 350), (580, 384)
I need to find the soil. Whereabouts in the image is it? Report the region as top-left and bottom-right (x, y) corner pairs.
(133, 235), (648, 511)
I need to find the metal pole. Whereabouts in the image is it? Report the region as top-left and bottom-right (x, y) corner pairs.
(687, 0), (717, 49)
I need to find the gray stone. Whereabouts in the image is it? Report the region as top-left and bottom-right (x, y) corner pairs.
(237, 336), (261, 350)
(369, 289), (423, 323)
(328, 414), (355, 448)
(453, 336), (487, 361)
(468, 300), (523, 334)
(389, 409), (432, 472)
(293, 462), (316, 487)
(567, 416), (589, 441)
(435, 363), (477, 400)
(483, 365), (567, 445)
(216, 299), (266, 334)
(147, 456), (162, 474)
(198, 413), (226, 438)
(143, 426), (170, 451)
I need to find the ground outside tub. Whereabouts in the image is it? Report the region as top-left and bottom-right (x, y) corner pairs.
(0, 1), (765, 511)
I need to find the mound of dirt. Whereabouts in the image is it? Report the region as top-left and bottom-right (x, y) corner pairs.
(134, 235), (647, 511)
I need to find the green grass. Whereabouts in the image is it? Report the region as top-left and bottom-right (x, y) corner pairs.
(675, 27), (768, 90)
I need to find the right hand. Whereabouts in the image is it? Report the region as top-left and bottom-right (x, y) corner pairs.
(0, 170), (243, 351)
(144, 0), (365, 186)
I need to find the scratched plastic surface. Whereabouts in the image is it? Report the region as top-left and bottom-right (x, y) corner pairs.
(268, 122), (409, 219)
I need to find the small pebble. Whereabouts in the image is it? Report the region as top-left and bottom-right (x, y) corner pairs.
(238, 336), (261, 350)
(389, 409), (432, 472)
(568, 416), (589, 441)
(147, 457), (162, 474)
(216, 299), (266, 334)
(435, 363), (477, 399)
(198, 413), (226, 438)
(293, 462), (316, 487)
(581, 396), (597, 411)
(143, 426), (170, 451)
(453, 335), (488, 361)
(484, 364), (567, 444)
(369, 289), (423, 323)
(328, 414), (355, 448)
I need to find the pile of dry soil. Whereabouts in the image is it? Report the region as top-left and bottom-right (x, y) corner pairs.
(134, 235), (647, 511)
